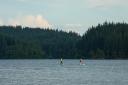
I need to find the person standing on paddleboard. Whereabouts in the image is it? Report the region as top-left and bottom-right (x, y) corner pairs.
(80, 58), (82, 65)
(60, 58), (63, 65)
(80, 58), (85, 65)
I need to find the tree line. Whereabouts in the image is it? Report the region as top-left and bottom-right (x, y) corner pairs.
(78, 22), (128, 59)
(0, 26), (80, 59)
(0, 22), (128, 59)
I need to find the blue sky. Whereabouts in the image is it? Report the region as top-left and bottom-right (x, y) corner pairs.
(0, 0), (128, 34)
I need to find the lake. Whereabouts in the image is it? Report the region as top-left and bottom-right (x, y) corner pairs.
(0, 60), (128, 85)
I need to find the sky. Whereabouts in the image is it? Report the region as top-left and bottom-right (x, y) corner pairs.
(0, 0), (128, 34)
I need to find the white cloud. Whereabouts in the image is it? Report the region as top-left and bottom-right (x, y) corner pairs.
(51, 24), (87, 35)
(0, 19), (4, 25)
(8, 19), (20, 26)
(64, 24), (87, 34)
(86, 0), (128, 8)
(0, 15), (86, 34)
(35, 15), (50, 28)
(7, 15), (51, 28)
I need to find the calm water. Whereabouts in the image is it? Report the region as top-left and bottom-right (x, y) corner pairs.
(0, 60), (128, 85)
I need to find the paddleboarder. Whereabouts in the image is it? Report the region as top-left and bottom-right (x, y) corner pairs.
(60, 58), (63, 65)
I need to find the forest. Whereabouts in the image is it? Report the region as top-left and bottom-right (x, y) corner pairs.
(0, 22), (128, 59)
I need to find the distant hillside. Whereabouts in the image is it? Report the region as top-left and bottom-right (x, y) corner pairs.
(77, 22), (128, 59)
(0, 22), (128, 59)
(0, 26), (80, 59)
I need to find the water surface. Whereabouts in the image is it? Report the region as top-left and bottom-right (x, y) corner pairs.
(0, 60), (128, 85)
